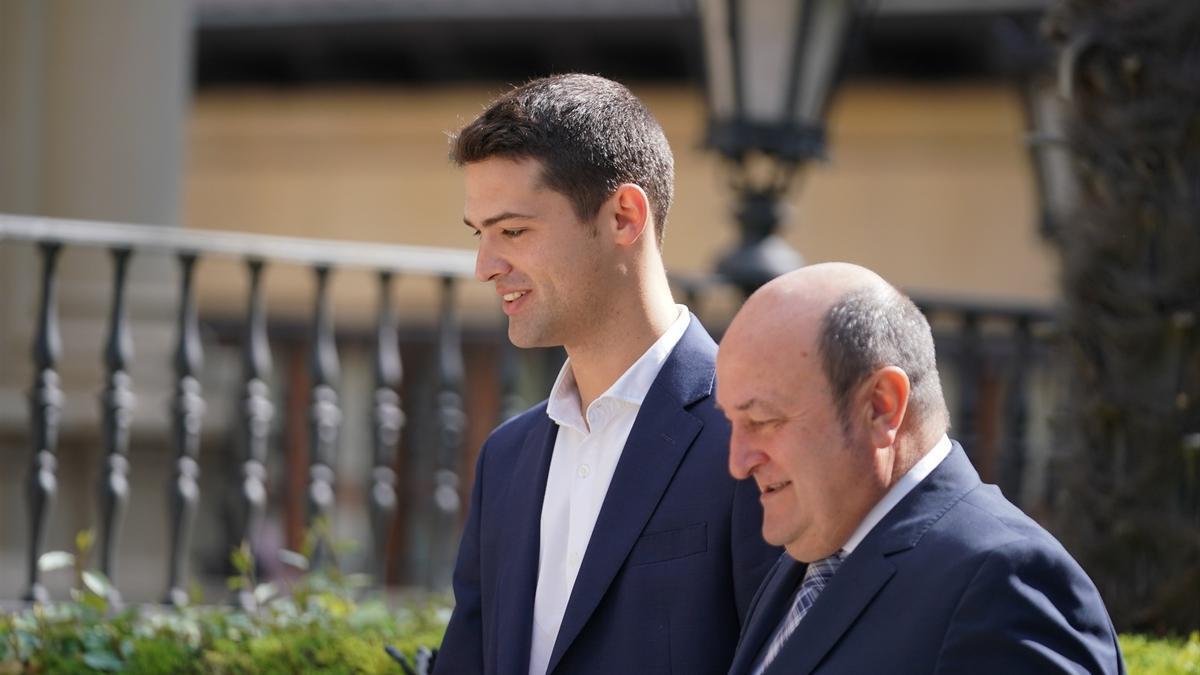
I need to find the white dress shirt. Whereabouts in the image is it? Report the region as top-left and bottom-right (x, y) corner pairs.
(839, 434), (952, 558)
(528, 306), (691, 675)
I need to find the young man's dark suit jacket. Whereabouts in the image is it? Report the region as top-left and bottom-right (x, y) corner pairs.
(727, 442), (1125, 675)
(434, 318), (781, 675)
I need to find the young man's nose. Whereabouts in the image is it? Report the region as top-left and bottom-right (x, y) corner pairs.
(474, 242), (511, 282)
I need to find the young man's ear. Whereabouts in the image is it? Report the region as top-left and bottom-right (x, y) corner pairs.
(609, 183), (651, 247)
(860, 366), (910, 448)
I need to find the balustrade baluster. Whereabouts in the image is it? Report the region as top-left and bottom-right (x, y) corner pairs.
(498, 332), (524, 424)
(308, 265), (342, 569)
(432, 276), (466, 589)
(98, 247), (135, 605)
(232, 259), (274, 577)
(1002, 316), (1032, 501)
(956, 311), (981, 462)
(369, 271), (403, 583)
(25, 242), (63, 604)
(682, 280), (701, 324)
(542, 347), (567, 395)
(164, 253), (205, 606)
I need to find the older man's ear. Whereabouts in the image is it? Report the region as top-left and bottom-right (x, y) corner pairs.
(863, 366), (910, 449)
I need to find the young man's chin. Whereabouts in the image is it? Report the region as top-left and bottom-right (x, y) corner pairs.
(507, 323), (550, 350)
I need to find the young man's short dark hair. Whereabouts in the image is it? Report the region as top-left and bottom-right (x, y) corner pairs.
(450, 73), (675, 245)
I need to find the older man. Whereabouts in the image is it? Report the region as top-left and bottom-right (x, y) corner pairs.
(717, 263), (1124, 675)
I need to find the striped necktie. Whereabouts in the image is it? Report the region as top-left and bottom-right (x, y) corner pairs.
(751, 554), (843, 675)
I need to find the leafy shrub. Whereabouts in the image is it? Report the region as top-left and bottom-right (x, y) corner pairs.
(0, 531), (447, 674)
(0, 591), (448, 674)
(5, 531), (1197, 674)
(7, 605), (1200, 674)
(1121, 633), (1200, 675)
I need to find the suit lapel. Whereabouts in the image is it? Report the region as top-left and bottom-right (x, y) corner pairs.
(764, 553), (896, 675)
(762, 443), (981, 675)
(545, 320), (716, 674)
(494, 417), (558, 675)
(727, 554), (806, 675)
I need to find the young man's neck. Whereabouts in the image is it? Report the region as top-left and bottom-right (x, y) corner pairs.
(565, 270), (678, 412)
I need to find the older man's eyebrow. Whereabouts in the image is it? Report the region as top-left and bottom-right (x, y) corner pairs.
(713, 398), (757, 415)
(732, 399), (760, 412)
(730, 398), (789, 416)
(463, 212), (536, 230)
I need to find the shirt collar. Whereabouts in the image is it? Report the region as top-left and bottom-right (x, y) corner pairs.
(839, 434), (952, 558)
(546, 305), (690, 433)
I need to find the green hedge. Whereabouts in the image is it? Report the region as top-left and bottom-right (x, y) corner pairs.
(1121, 633), (1200, 675)
(5, 606), (1199, 674)
(0, 592), (448, 674)
(1, 534), (448, 674)
(2, 532), (1197, 675)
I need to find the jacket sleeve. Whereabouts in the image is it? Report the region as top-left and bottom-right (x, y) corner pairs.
(729, 475), (785, 625)
(432, 445), (488, 675)
(934, 540), (1126, 675)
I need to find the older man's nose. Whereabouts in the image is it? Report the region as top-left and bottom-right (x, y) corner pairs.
(728, 427), (765, 481)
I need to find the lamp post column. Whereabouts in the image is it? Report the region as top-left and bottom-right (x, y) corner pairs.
(698, 0), (860, 294)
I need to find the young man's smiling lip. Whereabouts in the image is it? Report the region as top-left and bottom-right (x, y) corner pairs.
(497, 288), (531, 315)
(760, 479), (792, 496)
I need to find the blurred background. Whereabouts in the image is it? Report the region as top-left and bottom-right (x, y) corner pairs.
(1, 0), (1195, 633)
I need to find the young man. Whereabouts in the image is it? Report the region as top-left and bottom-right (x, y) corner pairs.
(433, 74), (779, 675)
(717, 262), (1124, 674)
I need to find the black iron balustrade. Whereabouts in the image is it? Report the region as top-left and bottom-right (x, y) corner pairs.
(431, 277), (466, 590)
(954, 311), (982, 458)
(307, 265), (342, 570)
(370, 271), (403, 582)
(97, 247), (136, 606)
(164, 253), (205, 607)
(229, 258), (273, 592)
(497, 334), (526, 427)
(916, 296), (1058, 505)
(1002, 316), (1035, 497)
(1, 213), (476, 605)
(2, 212), (1060, 606)
(24, 242), (63, 604)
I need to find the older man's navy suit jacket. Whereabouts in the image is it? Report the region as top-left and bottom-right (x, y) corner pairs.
(434, 319), (781, 675)
(727, 442), (1125, 675)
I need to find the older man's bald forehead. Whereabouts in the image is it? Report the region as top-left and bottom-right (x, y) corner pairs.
(759, 263), (892, 304)
(726, 263), (891, 344)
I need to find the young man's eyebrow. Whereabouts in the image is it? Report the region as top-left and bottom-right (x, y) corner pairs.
(463, 212), (535, 229)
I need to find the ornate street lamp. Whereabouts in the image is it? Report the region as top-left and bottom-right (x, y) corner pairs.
(698, 0), (861, 295)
